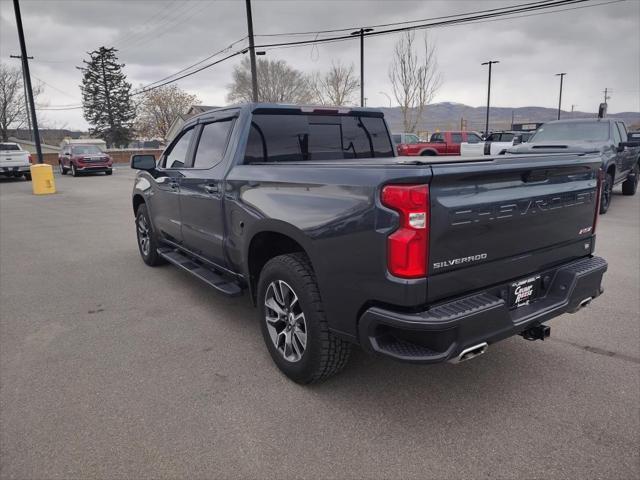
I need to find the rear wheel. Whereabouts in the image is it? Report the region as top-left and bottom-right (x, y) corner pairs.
(599, 172), (613, 214)
(420, 150), (436, 156)
(258, 253), (351, 384)
(23, 173), (31, 181)
(135, 204), (166, 266)
(622, 162), (639, 196)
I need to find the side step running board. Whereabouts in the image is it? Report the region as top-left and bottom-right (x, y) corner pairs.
(157, 248), (242, 297)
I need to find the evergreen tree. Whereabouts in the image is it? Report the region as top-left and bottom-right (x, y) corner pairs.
(80, 47), (135, 147)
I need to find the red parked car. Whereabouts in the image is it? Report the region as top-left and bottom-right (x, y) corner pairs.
(59, 144), (113, 177)
(397, 131), (483, 156)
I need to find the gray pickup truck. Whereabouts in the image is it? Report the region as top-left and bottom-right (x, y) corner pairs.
(130, 103), (607, 383)
(509, 118), (640, 213)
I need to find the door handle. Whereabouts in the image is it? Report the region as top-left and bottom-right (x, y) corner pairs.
(204, 184), (219, 194)
(169, 181), (179, 190)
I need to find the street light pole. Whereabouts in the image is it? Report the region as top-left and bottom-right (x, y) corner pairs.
(481, 60), (499, 137)
(12, 0), (42, 164)
(379, 91), (392, 108)
(351, 28), (373, 107)
(245, 0), (259, 102)
(556, 72), (566, 120)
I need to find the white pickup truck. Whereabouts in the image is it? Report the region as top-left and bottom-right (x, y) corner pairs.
(460, 131), (534, 157)
(0, 143), (31, 180)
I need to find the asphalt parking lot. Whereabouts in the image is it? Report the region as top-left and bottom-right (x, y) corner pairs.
(1, 168), (639, 480)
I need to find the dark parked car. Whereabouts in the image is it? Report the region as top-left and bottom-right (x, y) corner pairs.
(59, 144), (113, 177)
(509, 118), (640, 213)
(130, 103), (607, 383)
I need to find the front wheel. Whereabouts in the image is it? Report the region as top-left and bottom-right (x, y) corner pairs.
(59, 162), (67, 175)
(599, 172), (613, 214)
(622, 163), (639, 196)
(105, 169), (113, 176)
(71, 163), (79, 177)
(135, 204), (166, 266)
(258, 253), (351, 384)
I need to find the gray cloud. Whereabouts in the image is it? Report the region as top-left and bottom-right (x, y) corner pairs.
(1, 0), (638, 129)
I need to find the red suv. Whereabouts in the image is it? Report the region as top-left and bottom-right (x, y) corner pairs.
(59, 144), (112, 177)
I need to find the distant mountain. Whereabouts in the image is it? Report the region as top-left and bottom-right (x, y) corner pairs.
(377, 102), (640, 135)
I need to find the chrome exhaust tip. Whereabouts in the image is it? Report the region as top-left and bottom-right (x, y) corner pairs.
(449, 342), (488, 364)
(579, 297), (593, 308)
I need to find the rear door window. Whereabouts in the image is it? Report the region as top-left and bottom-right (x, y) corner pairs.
(612, 123), (622, 145)
(193, 119), (234, 169)
(616, 122), (628, 142)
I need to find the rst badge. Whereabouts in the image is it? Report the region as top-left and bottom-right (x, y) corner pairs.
(509, 275), (541, 309)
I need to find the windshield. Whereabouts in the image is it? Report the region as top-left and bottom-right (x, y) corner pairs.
(530, 122), (610, 142)
(72, 145), (103, 155)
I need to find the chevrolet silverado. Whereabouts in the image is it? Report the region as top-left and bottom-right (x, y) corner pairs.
(130, 103), (607, 384)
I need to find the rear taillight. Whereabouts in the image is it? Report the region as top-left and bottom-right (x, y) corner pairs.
(397, 144), (408, 155)
(593, 169), (603, 233)
(28, 154), (33, 163)
(381, 184), (429, 278)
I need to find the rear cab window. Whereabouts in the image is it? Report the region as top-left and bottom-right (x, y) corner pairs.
(0, 144), (20, 151)
(244, 113), (394, 163)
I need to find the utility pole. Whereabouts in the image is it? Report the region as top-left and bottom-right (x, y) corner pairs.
(12, 0), (42, 164)
(9, 54), (33, 141)
(555, 73), (566, 120)
(351, 27), (374, 107)
(481, 60), (499, 137)
(603, 87), (611, 104)
(245, 0), (259, 102)
(571, 104), (577, 118)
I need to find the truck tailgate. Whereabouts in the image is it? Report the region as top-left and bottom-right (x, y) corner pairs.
(427, 153), (601, 302)
(0, 151), (30, 168)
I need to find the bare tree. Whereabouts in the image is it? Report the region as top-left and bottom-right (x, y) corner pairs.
(0, 62), (43, 141)
(389, 31), (442, 133)
(310, 62), (359, 106)
(227, 57), (314, 104)
(135, 84), (198, 140)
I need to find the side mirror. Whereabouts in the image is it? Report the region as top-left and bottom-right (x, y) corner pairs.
(130, 154), (156, 170)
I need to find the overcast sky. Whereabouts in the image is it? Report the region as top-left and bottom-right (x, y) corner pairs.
(1, 0), (638, 130)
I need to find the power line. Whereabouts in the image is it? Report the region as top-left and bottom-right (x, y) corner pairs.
(253, 0), (567, 37)
(133, 50), (244, 95)
(136, 36), (247, 92)
(135, 0), (592, 94)
(254, 0), (592, 50)
(118, 1), (215, 52)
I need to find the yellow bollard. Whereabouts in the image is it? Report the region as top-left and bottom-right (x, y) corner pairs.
(30, 163), (57, 195)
